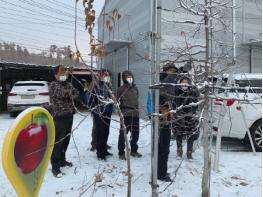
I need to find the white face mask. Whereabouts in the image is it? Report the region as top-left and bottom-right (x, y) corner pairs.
(103, 76), (111, 83)
(126, 77), (133, 84)
(59, 75), (67, 82)
(181, 83), (189, 91)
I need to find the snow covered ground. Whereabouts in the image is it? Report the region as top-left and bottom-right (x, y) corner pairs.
(0, 112), (261, 197)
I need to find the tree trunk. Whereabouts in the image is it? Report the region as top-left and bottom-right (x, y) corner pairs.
(202, 0), (211, 196)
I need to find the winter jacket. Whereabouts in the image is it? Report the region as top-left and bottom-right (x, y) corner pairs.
(49, 81), (79, 118)
(117, 71), (139, 117)
(159, 73), (179, 123)
(159, 73), (179, 106)
(174, 85), (200, 113)
(173, 87), (200, 136)
(85, 80), (113, 117)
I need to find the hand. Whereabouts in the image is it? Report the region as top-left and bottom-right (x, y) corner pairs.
(159, 105), (173, 121)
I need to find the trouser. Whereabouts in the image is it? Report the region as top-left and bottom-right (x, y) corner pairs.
(157, 124), (171, 178)
(118, 116), (139, 155)
(90, 117), (96, 148)
(176, 133), (199, 152)
(51, 116), (73, 169)
(94, 113), (111, 158)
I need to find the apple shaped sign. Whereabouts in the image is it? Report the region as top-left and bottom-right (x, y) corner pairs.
(2, 107), (55, 197)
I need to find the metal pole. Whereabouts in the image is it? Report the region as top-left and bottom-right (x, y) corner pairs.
(151, 0), (161, 196)
(232, 0), (236, 63)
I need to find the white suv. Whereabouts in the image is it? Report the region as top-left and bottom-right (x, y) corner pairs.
(212, 73), (262, 151)
(7, 81), (50, 117)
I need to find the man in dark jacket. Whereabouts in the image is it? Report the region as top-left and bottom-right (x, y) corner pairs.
(117, 70), (142, 160)
(158, 63), (178, 182)
(174, 76), (200, 159)
(83, 81), (111, 152)
(85, 69), (113, 160)
(49, 64), (79, 177)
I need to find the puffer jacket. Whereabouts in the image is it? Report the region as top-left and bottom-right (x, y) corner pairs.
(173, 87), (200, 136)
(159, 73), (179, 124)
(85, 80), (113, 117)
(116, 71), (139, 117)
(49, 81), (79, 118)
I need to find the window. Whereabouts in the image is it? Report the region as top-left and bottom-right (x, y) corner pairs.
(230, 79), (262, 93)
(15, 83), (45, 86)
(235, 79), (262, 88)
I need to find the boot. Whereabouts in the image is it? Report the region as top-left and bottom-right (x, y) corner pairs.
(52, 168), (63, 178)
(97, 155), (106, 161)
(130, 151), (142, 158)
(60, 160), (73, 167)
(105, 151), (113, 157)
(158, 173), (172, 182)
(177, 146), (183, 158)
(119, 153), (126, 160)
(187, 151), (193, 159)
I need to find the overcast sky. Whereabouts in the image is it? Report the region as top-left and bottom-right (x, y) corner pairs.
(0, 0), (104, 61)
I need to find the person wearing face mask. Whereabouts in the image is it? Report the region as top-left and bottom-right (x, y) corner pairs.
(84, 81), (112, 152)
(156, 63), (179, 182)
(116, 70), (142, 160)
(49, 64), (79, 177)
(85, 69), (113, 160)
(174, 76), (200, 159)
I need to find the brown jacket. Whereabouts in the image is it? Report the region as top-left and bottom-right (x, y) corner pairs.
(49, 81), (79, 118)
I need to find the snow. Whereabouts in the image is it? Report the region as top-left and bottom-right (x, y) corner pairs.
(0, 112), (261, 197)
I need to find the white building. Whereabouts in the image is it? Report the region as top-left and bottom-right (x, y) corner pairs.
(98, 0), (262, 115)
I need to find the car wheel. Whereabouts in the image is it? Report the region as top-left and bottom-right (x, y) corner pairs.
(250, 119), (262, 152)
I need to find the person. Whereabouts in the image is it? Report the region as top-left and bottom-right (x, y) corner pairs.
(157, 63), (178, 182)
(117, 70), (142, 160)
(49, 64), (79, 177)
(85, 69), (113, 160)
(83, 81), (112, 152)
(174, 76), (200, 159)
(147, 63), (178, 118)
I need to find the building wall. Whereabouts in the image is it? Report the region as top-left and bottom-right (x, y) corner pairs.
(161, 0), (262, 73)
(235, 0), (262, 73)
(98, 0), (152, 116)
(98, 0), (262, 116)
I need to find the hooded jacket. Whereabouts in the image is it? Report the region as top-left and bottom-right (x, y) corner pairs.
(116, 71), (139, 117)
(174, 76), (200, 113)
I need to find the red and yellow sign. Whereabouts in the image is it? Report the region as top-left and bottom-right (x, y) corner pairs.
(2, 107), (55, 197)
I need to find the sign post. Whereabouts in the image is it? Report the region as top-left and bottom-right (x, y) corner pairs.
(2, 107), (55, 197)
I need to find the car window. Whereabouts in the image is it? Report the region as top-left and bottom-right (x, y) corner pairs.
(14, 83), (45, 86)
(230, 79), (262, 93)
(235, 79), (262, 87)
(216, 78), (262, 94)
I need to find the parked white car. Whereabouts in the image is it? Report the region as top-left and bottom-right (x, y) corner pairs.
(7, 81), (50, 117)
(212, 73), (262, 151)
